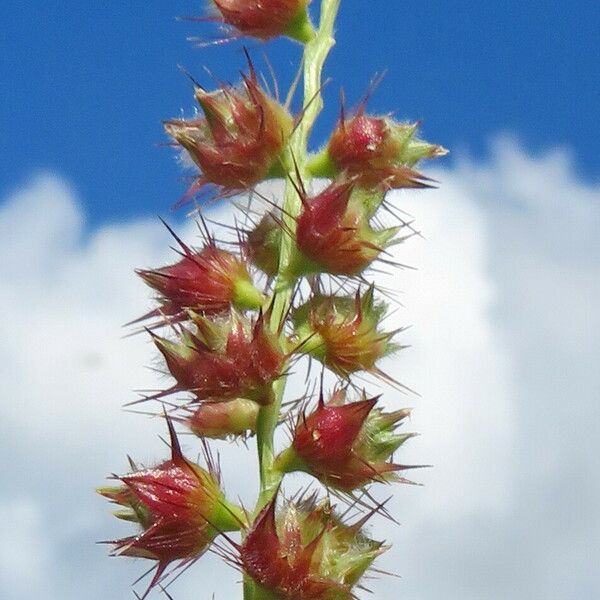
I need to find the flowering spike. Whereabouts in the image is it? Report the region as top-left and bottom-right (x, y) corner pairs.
(292, 288), (397, 377)
(98, 422), (244, 596)
(241, 492), (385, 599)
(276, 389), (419, 491)
(134, 238), (264, 328)
(325, 110), (448, 190)
(211, 0), (315, 43)
(292, 180), (399, 276)
(101, 2), (439, 595)
(152, 311), (286, 405)
(164, 64), (293, 201)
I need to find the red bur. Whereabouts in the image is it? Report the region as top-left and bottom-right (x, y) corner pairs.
(213, 0), (310, 40)
(329, 114), (389, 165)
(137, 244), (255, 324)
(328, 113), (433, 190)
(293, 395), (376, 465)
(164, 60), (293, 200)
(152, 312), (285, 405)
(100, 420), (226, 598)
(288, 391), (419, 491)
(241, 495), (345, 599)
(295, 180), (381, 275)
(293, 288), (394, 376)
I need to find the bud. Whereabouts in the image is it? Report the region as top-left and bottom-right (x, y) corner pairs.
(293, 287), (396, 377)
(182, 398), (259, 439)
(293, 180), (398, 276)
(243, 211), (283, 277)
(98, 420), (244, 595)
(135, 234), (264, 327)
(241, 493), (385, 599)
(164, 63), (293, 200)
(276, 389), (419, 491)
(212, 0), (314, 42)
(152, 310), (286, 405)
(326, 111), (447, 190)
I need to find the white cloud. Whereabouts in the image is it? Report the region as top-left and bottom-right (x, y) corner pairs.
(380, 172), (515, 519)
(0, 141), (598, 599)
(378, 139), (600, 600)
(0, 498), (52, 596)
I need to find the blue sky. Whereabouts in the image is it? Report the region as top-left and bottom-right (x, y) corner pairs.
(1, 3), (599, 600)
(1, 1), (598, 224)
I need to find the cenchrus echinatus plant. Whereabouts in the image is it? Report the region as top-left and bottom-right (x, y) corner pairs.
(98, 1), (447, 597)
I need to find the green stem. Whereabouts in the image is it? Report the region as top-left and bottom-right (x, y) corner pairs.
(306, 146), (336, 177)
(285, 8), (317, 44)
(254, 0), (341, 513)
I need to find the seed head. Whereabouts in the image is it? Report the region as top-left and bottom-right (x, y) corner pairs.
(212, 0), (313, 42)
(136, 236), (264, 328)
(165, 63), (293, 200)
(183, 398), (260, 439)
(293, 287), (396, 377)
(294, 180), (398, 276)
(328, 111), (447, 190)
(241, 493), (385, 599)
(98, 420), (243, 596)
(277, 389), (418, 491)
(152, 310), (286, 405)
